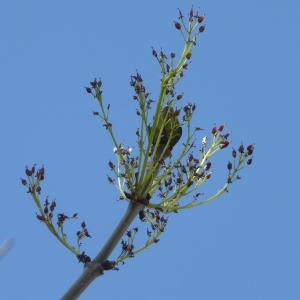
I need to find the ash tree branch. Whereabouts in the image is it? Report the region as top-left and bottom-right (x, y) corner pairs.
(61, 201), (145, 300)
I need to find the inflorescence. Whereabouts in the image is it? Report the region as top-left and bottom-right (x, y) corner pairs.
(21, 165), (92, 264)
(23, 7), (254, 272)
(84, 8), (254, 270)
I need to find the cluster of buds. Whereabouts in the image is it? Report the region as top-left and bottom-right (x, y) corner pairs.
(84, 9), (254, 268)
(35, 197), (58, 223)
(107, 145), (140, 200)
(85, 78), (102, 97)
(86, 78), (115, 131)
(142, 124), (254, 213)
(77, 251), (91, 264)
(57, 212), (78, 227)
(22, 165), (44, 194)
(22, 165), (92, 264)
(183, 102), (196, 122)
(144, 209), (168, 237)
(77, 222), (92, 245)
(85, 9), (210, 208)
(83, 8), (253, 269)
(175, 7), (205, 34)
(117, 227), (139, 261)
(115, 209), (168, 266)
(226, 143), (255, 183)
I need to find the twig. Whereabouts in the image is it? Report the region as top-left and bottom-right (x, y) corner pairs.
(61, 201), (145, 300)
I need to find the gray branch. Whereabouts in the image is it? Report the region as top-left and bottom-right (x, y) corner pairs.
(61, 201), (145, 300)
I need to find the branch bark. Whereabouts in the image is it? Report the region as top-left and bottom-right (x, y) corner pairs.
(61, 201), (145, 300)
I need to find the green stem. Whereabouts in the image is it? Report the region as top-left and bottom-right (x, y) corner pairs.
(31, 192), (79, 256)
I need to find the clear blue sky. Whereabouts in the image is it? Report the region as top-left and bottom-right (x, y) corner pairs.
(1, 0), (299, 299)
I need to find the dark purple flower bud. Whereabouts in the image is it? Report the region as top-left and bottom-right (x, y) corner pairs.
(205, 162), (212, 170)
(85, 87), (92, 94)
(211, 126), (218, 135)
(81, 222), (86, 229)
(183, 105), (190, 113)
(176, 94), (183, 100)
(247, 158), (253, 165)
(232, 149), (237, 158)
(176, 177), (183, 184)
(84, 229), (91, 238)
(101, 260), (116, 270)
(77, 252), (91, 264)
(198, 16), (205, 23)
(160, 50), (167, 59)
(136, 72), (143, 82)
(218, 124), (224, 132)
(152, 48), (158, 57)
(25, 166), (34, 177)
(103, 122), (112, 130)
(171, 52), (176, 59)
(189, 8), (194, 18)
(227, 161), (233, 170)
(30, 166), (35, 176)
(206, 173), (212, 179)
(108, 161), (115, 170)
(174, 22), (181, 30)
(186, 52), (192, 59)
(220, 140), (230, 149)
(227, 176), (232, 183)
(247, 144), (254, 155)
(73, 213), (78, 218)
(166, 64), (170, 73)
(90, 79), (97, 88)
(107, 176), (114, 184)
(21, 178), (27, 186)
(36, 167), (45, 181)
(183, 63), (188, 69)
(50, 201), (56, 212)
(57, 213), (68, 226)
(238, 144), (244, 154)
(36, 214), (45, 222)
(44, 206), (48, 214)
(199, 25), (206, 33)
(36, 186), (41, 194)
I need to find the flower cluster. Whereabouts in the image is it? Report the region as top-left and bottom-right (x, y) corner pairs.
(21, 165), (92, 264)
(115, 209), (168, 267)
(226, 143), (255, 183)
(23, 7), (255, 276)
(84, 8), (254, 268)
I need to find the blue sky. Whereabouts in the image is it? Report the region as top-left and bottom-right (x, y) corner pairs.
(1, 0), (299, 299)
